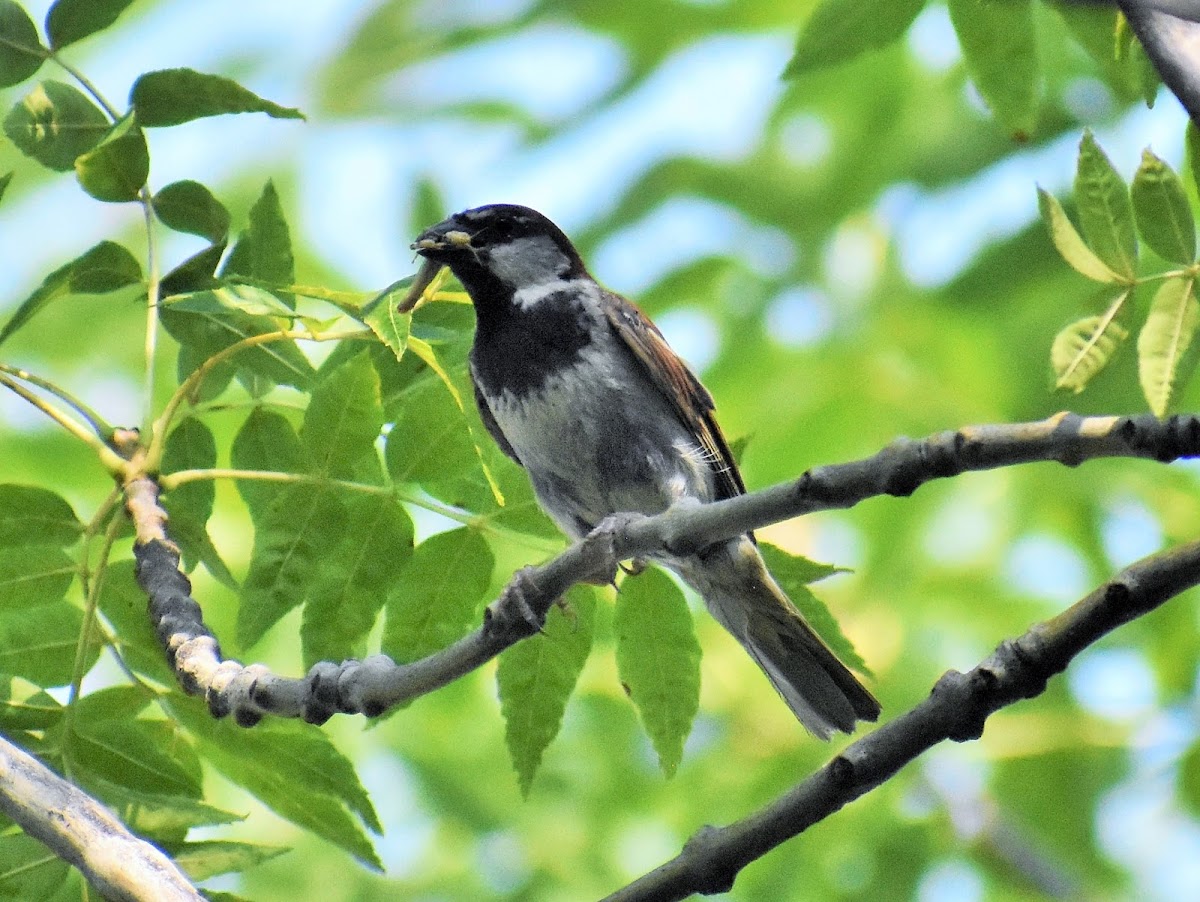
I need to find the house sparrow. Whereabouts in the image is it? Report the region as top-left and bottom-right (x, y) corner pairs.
(401, 203), (879, 738)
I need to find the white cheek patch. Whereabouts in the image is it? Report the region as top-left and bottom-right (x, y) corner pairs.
(487, 235), (571, 288)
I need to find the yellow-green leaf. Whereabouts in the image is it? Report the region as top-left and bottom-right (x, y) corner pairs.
(614, 567), (700, 778)
(1051, 300), (1131, 393)
(1074, 131), (1138, 279)
(947, 0), (1039, 137)
(1138, 276), (1200, 417)
(1037, 188), (1124, 283)
(1131, 148), (1196, 264)
(498, 586), (596, 797)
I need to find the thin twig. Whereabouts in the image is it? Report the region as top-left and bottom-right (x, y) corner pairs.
(0, 374), (125, 474)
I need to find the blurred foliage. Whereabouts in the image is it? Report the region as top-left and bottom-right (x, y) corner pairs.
(0, 0), (1198, 900)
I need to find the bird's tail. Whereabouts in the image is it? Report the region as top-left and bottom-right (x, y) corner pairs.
(670, 538), (880, 739)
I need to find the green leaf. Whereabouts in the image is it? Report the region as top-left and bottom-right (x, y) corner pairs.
(1180, 740), (1200, 818)
(46, 0), (135, 49)
(231, 408), (307, 521)
(0, 170), (11, 203)
(74, 112), (147, 202)
(1131, 149), (1196, 264)
(614, 568), (700, 777)
(222, 180), (295, 307)
(760, 544), (871, 676)
(165, 284), (293, 318)
(385, 373), (478, 488)
(3, 80), (107, 171)
(1074, 131), (1138, 279)
(757, 543), (846, 585)
(131, 68), (305, 127)
(174, 841), (287, 881)
(0, 600), (97, 685)
(0, 674), (62, 730)
(0, 1), (44, 87)
(1138, 276), (1200, 417)
(160, 241), (224, 296)
(152, 180), (230, 241)
(171, 697), (381, 867)
(382, 527), (493, 664)
(1051, 296), (1131, 393)
(784, 0), (926, 76)
(0, 834), (69, 900)
(0, 544), (73, 609)
(301, 494), (413, 668)
(159, 304), (315, 390)
(159, 417), (233, 585)
(82, 777), (242, 839)
(238, 486), (347, 648)
(1036, 188), (1124, 283)
(0, 240), (139, 345)
(0, 485), (80, 546)
(162, 417), (216, 525)
(947, 0), (1039, 137)
(1187, 121), (1200, 198)
(497, 586), (595, 797)
(68, 715), (202, 798)
(360, 284), (411, 361)
(97, 560), (175, 684)
(301, 351), (383, 478)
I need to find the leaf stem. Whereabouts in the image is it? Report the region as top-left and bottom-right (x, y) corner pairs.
(51, 53), (121, 121)
(0, 363), (113, 438)
(145, 327), (371, 469)
(0, 374), (125, 474)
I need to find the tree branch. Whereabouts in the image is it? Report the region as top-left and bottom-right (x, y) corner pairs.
(0, 732), (202, 901)
(125, 410), (1200, 726)
(603, 539), (1200, 901)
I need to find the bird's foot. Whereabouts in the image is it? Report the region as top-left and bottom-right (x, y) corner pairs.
(485, 565), (546, 638)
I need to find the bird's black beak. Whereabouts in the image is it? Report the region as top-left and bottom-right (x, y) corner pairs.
(410, 215), (475, 259)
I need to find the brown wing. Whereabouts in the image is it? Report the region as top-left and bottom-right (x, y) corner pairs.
(601, 291), (747, 504)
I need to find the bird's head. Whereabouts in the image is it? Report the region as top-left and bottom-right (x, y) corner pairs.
(400, 204), (588, 311)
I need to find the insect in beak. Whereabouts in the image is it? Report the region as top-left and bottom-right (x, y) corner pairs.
(397, 257), (444, 313)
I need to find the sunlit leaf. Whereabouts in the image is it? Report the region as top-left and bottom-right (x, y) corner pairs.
(498, 586), (595, 796)
(759, 543), (869, 675)
(1074, 131), (1138, 279)
(1036, 188), (1124, 283)
(1138, 275), (1200, 417)
(382, 527), (492, 664)
(614, 567), (700, 777)
(1051, 296), (1131, 393)
(0, 674), (61, 730)
(3, 80), (107, 171)
(131, 68), (305, 127)
(174, 841), (288, 881)
(408, 335), (504, 505)
(1131, 148), (1195, 264)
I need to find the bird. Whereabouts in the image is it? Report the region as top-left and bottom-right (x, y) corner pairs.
(399, 203), (879, 738)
